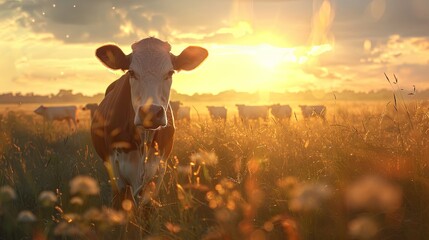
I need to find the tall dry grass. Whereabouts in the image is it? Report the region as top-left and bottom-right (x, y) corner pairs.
(0, 100), (429, 239)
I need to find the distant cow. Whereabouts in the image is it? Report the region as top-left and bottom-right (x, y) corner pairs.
(207, 106), (227, 121)
(91, 37), (207, 207)
(169, 101), (182, 120)
(177, 106), (191, 121)
(271, 104), (292, 120)
(34, 105), (78, 129)
(299, 105), (326, 119)
(82, 103), (98, 119)
(236, 104), (270, 120)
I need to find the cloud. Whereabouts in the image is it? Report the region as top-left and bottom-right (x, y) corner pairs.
(0, 0), (315, 45)
(333, 0), (429, 41)
(361, 35), (429, 65)
(0, 0), (239, 44)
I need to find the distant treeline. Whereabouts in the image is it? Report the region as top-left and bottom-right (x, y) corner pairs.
(0, 88), (426, 104)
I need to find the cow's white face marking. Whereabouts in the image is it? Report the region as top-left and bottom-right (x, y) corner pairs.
(129, 39), (174, 128)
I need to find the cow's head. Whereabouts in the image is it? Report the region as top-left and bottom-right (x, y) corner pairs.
(96, 37), (208, 130)
(34, 105), (46, 115)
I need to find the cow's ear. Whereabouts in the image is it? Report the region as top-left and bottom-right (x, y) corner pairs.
(96, 44), (131, 70)
(173, 46), (208, 71)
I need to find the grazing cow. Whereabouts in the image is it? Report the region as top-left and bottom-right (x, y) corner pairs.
(236, 104), (270, 120)
(207, 106), (227, 121)
(82, 103), (98, 119)
(176, 106), (191, 121)
(299, 105), (326, 119)
(34, 105), (77, 129)
(271, 104), (292, 120)
(91, 37), (208, 207)
(169, 101), (182, 120)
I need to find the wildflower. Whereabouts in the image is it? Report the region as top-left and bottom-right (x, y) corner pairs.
(177, 164), (192, 175)
(277, 176), (298, 190)
(101, 207), (126, 225)
(70, 197), (84, 206)
(38, 191), (57, 207)
(165, 222), (181, 233)
(289, 183), (332, 212)
(83, 208), (102, 222)
(54, 222), (84, 237)
(17, 210), (37, 223)
(348, 216), (379, 239)
(190, 149), (218, 166)
(0, 185), (17, 202)
(346, 175), (402, 213)
(69, 175), (100, 196)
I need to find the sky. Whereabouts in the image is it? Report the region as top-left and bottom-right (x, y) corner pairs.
(0, 0), (428, 96)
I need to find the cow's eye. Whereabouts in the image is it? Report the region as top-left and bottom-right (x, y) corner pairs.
(129, 70), (136, 78)
(165, 70), (175, 80)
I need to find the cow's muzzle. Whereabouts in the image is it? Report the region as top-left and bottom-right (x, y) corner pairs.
(138, 104), (167, 130)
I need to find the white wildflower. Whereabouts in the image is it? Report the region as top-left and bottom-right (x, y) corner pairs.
(54, 222), (84, 237)
(101, 207), (126, 225)
(70, 197), (84, 206)
(0, 185), (17, 202)
(38, 191), (57, 207)
(177, 165), (192, 175)
(289, 183), (332, 212)
(83, 208), (102, 222)
(17, 210), (37, 223)
(190, 150), (218, 166)
(346, 175), (402, 213)
(348, 216), (379, 239)
(69, 175), (100, 196)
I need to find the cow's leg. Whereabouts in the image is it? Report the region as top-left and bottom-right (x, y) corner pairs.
(139, 156), (166, 205)
(71, 118), (77, 131)
(66, 119), (72, 130)
(109, 152), (128, 209)
(115, 150), (145, 207)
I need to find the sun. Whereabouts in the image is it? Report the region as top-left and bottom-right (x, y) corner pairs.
(253, 44), (296, 69)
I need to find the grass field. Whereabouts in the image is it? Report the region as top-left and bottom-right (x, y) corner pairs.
(1, 100), (429, 240)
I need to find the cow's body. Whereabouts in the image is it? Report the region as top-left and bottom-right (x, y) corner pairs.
(91, 37), (207, 206)
(299, 105), (326, 119)
(236, 104), (270, 120)
(34, 105), (77, 129)
(207, 106), (227, 121)
(176, 106), (191, 121)
(271, 104), (292, 120)
(82, 103), (98, 119)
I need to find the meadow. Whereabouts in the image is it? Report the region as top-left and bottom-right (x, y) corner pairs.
(1, 100), (429, 240)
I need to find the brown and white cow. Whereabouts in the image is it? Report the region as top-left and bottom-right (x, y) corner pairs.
(34, 105), (78, 129)
(91, 37), (208, 207)
(82, 103), (98, 120)
(236, 104), (270, 120)
(176, 106), (191, 121)
(169, 101), (190, 121)
(207, 106), (227, 121)
(299, 105), (326, 119)
(271, 104), (292, 120)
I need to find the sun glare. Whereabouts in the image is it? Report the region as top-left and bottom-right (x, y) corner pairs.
(250, 43), (333, 69)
